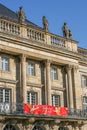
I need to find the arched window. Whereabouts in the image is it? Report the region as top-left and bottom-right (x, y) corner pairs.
(4, 124), (16, 130)
(33, 125), (45, 130)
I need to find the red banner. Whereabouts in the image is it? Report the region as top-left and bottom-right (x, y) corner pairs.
(24, 104), (32, 114)
(24, 104), (68, 116)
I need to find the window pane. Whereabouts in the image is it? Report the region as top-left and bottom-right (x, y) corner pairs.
(51, 67), (57, 80)
(5, 89), (10, 103)
(27, 92), (37, 104)
(28, 63), (35, 76)
(1, 57), (9, 71)
(52, 95), (60, 106)
(0, 88), (10, 103)
(0, 89), (3, 103)
(83, 96), (87, 110)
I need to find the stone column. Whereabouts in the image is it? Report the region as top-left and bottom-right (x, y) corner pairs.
(21, 54), (27, 103)
(66, 65), (74, 109)
(66, 71), (69, 108)
(45, 59), (51, 105)
(72, 65), (81, 109)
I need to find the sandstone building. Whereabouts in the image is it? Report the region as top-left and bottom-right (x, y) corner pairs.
(0, 3), (87, 130)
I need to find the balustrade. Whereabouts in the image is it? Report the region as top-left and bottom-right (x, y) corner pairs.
(27, 28), (45, 42)
(51, 35), (65, 47)
(0, 20), (20, 35)
(0, 19), (78, 52)
(0, 103), (87, 118)
(78, 48), (87, 55)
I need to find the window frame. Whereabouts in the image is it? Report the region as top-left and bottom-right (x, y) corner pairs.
(52, 94), (60, 106)
(27, 91), (37, 104)
(1, 56), (9, 71)
(51, 66), (58, 80)
(83, 96), (87, 110)
(81, 75), (87, 87)
(0, 88), (11, 103)
(27, 61), (35, 76)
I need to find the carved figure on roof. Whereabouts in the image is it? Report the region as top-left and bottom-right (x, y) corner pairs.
(42, 16), (49, 32)
(62, 22), (69, 38)
(62, 22), (73, 39)
(69, 29), (73, 39)
(17, 6), (26, 24)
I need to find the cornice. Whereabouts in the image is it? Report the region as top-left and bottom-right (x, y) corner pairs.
(51, 86), (65, 91)
(0, 32), (81, 61)
(0, 78), (17, 84)
(27, 82), (44, 88)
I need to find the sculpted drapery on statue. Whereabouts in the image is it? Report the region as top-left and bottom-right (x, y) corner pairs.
(42, 16), (49, 32)
(17, 6), (26, 24)
(62, 22), (73, 39)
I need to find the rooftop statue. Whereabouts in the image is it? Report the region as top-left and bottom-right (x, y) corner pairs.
(17, 6), (26, 24)
(62, 22), (73, 39)
(69, 29), (73, 39)
(42, 16), (49, 32)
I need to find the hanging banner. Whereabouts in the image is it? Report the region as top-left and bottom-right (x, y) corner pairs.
(24, 104), (68, 116)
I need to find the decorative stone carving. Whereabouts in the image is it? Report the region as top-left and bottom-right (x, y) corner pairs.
(42, 16), (49, 32)
(73, 65), (79, 72)
(17, 124), (24, 130)
(29, 118), (35, 124)
(49, 121), (55, 130)
(44, 124), (49, 130)
(62, 22), (73, 39)
(17, 7), (26, 24)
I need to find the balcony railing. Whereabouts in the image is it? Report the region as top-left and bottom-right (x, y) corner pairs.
(27, 28), (45, 42)
(51, 35), (65, 48)
(0, 19), (20, 35)
(78, 47), (87, 55)
(0, 18), (78, 52)
(0, 103), (87, 118)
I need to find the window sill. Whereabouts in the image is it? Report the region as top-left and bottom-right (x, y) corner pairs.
(0, 70), (11, 74)
(27, 75), (36, 78)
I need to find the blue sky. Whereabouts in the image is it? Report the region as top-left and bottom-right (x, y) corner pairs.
(0, 0), (87, 48)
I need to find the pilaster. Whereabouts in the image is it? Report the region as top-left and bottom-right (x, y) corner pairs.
(66, 65), (74, 109)
(72, 65), (81, 109)
(21, 54), (27, 103)
(45, 59), (51, 105)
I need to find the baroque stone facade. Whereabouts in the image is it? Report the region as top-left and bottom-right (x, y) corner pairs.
(0, 3), (87, 130)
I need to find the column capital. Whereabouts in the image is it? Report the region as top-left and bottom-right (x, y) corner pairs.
(21, 54), (26, 61)
(44, 59), (52, 67)
(73, 65), (79, 72)
(66, 64), (73, 70)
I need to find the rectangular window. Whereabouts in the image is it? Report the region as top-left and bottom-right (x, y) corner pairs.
(28, 62), (35, 76)
(1, 57), (9, 71)
(27, 92), (37, 104)
(51, 67), (58, 80)
(0, 88), (11, 103)
(52, 95), (60, 106)
(83, 96), (87, 110)
(82, 75), (87, 87)
(0, 88), (11, 113)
